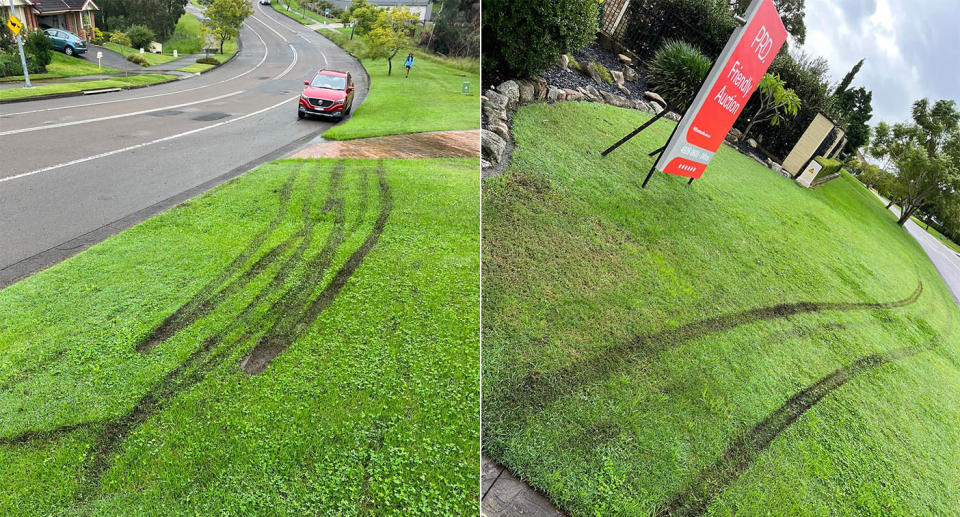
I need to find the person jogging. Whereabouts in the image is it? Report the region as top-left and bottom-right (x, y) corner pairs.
(404, 53), (414, 78)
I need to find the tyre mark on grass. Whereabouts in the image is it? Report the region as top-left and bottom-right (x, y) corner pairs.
(498, 283), (923, 416)
(136, 167), (301, 353)
(69, 162), (346, 498)
(656, 320), (954, 517)
(242, 161), (391, 375)
(2, 162), (384, 503)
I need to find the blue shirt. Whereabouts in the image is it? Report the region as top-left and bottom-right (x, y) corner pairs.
(405, 56), (414, 67)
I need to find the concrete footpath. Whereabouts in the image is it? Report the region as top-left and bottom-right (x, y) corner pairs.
(482, 456), (564, 516)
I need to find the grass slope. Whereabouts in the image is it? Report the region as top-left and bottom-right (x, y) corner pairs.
(177, 63), (215, 74)
(102, 43), (179, 66)
(165, 12), (238, 58)
(483, 102), (960, 516)
(319, 30), (480, 141)
(0, 52), (121, 82)
(0, 158), (479, 515)
(272, 0), (330, 25)
(0, 73), (176, 101)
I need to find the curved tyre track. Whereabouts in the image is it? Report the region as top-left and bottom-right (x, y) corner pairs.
(1, 160), (391, 502)
(495, 283), (923, 416)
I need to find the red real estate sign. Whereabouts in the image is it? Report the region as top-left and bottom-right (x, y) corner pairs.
(654, 0), (787, 179)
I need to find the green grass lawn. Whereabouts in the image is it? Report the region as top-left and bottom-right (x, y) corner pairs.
(319, 32), (479, 140)
(0, 73), (176, 101)
(483, 102), (960, 516)
(0, 52), (121, 82)
(102, 43), (179, 66)
(273, 0), (333, 25)
(177, 63), (215, 73)
(0, 158), (479, 515)
(165, 12), (237, 59)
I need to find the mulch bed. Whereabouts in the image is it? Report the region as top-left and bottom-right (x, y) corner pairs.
(542, 42), (650, 101)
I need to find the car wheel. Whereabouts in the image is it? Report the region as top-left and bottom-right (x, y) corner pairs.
(298, 108), (305, 119)
(64, 46), (74, 56)
(345, 104), (351, 115)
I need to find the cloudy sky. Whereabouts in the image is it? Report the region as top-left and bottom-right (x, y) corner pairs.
(799, 0), (960, 125)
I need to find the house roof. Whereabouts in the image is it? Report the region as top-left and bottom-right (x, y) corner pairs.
(32, 0), (98, 13)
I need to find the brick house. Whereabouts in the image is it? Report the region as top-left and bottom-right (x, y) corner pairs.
(2, 0), (99, 41)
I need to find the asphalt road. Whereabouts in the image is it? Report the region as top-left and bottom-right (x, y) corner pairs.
(0, 4), (368, 287)
(872, 193), (960, 309)
(898, 209), (960, 309)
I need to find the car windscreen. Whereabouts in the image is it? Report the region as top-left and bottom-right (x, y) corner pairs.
(310, 75), (346, 90)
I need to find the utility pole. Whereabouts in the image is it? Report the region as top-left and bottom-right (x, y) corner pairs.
(6, 0), (32, 87)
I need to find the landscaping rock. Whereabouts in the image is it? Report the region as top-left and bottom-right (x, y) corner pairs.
(558, 54), (569, 71)
(489, 119), (510, 141)
(532, 76), (548, 101)
(727, 127), (742, 141)
(622, 65), (638, 82)
(747, 138), (758, 148)
(644, 91), (667, 108)
(514, 79), (534, 104)
(618, 53), (632, 65)
(651, 102), (664, 114)
(482, 129), (507, 164)
(484, 89), (508, 112)
(547, 86), (561, 102)
(497, 80), (520, 108)
(585, 63), (602, 84)
(585, 85), (601, 102)
(564, 88), (583, 101)
(666, 111), (682, 122)
(617, 84), (631, 95)
(611, 70), (624, 87)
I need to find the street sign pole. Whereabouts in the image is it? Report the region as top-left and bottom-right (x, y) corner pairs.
(6, 0), (31, 87)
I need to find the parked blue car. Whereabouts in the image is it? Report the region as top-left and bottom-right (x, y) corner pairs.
(43, 28), (87, 56)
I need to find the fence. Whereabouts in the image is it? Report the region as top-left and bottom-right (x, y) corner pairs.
(602, 0), (724, 62)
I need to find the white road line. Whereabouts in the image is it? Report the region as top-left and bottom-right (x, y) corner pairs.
(0, 96), (299, 185)
(274, 44), (298, 80)
(0, 91), (238, 136)
(0, 23), (270, 118)
(257, 2), (299, 33)
(250, 14), (288, 43)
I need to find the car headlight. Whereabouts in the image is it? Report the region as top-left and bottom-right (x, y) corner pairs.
(332, 98), (344, 105)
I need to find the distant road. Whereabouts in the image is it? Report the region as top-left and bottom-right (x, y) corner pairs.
(0, 4), (367, 287)
(874, 193), (960, 309)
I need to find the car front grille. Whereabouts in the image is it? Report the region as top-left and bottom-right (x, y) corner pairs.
(308, 98), (333, 108)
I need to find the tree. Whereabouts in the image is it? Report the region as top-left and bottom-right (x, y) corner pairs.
(731, 0), (806, 43)
(834, 58), (863, 96)
(204, 0), (253, 54)
(739, 73), (801, 143)
(348, 2), (379, 40)
(109, 30), (131, 56)
(870, 99), (960, 226)
(365, 7), (418, 75)
(126, 24), (155, 51)
(836, 86), (873, 155)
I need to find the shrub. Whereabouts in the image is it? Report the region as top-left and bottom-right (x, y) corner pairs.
(23, 29), (52, 70)
(647, 39), (711, 110)
(592, 62), (612, 84)
(126, 24), (155, 51)
(0, 52), (43, 77)
(566, 53), (579, 70)
(127, 53), (149, 66)
(196, 56), (220, 65)
(483, 0), (599, 78)
(814, 156), (842, 176)
(110, 30), (131, 50)
(91, 27), (105, 45)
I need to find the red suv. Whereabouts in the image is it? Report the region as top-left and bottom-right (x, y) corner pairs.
(298, 70), (355, 120)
